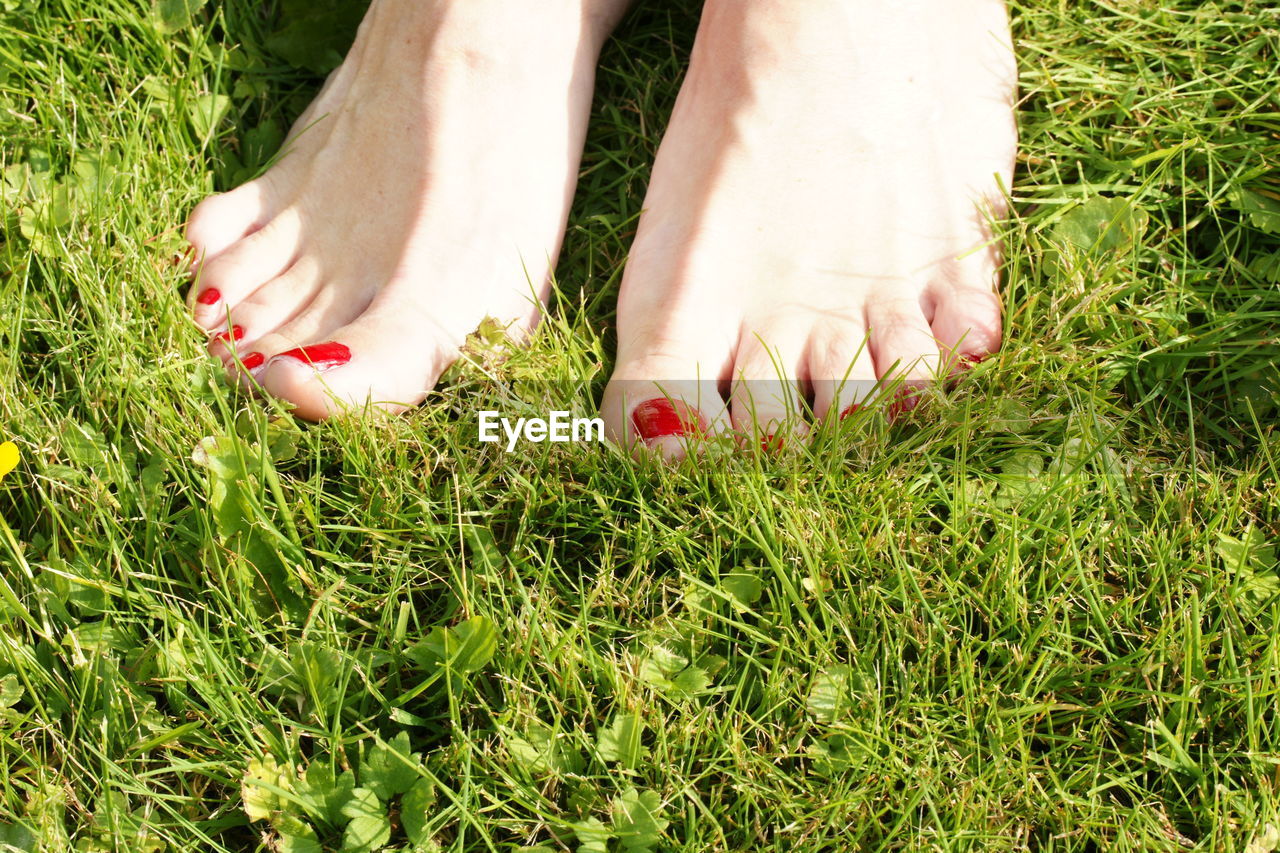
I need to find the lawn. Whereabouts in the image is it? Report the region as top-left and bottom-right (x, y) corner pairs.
(2, 0), (1280, 851)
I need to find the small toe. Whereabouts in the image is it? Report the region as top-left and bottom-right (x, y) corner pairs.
(728, 328), (809, 447)
(804, 319), (877, 423)
(207, 257), (326, 361)
(185, 180), (273, 265)
(867, 297), (944, 384)
(190, 210), (304, 327)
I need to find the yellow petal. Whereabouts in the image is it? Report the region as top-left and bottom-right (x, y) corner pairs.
(0, 442), (17, 481)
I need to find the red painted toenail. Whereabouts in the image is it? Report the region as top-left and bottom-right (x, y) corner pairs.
(274, 342), (352, 372)
(631, 399), (705, 441)
(761, 434), (785, 452)
(196, 288), (221, 306)
(839, 404), (861, 421)
(215, 325), (244, 344)
(960, 353), (988, 368)
(239, 352), (265, 371)
(888, 387), (921, 420)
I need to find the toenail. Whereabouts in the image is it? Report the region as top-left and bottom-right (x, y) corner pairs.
(631, 399), (705, 441)
(273, 342), (352, 373)
(760, 434), (785, 452)
(960, 353), (988, 368)
(888, 387), (920, 421)
(239, 352), (266, 372)
(215, 325), (245, 344)
(196, 288), (221, 306)
(839, 404), (861, 421)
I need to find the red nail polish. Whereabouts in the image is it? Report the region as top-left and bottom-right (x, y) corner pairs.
(274, 342), (352, 372)
(215, 325), (244, 344)
(839, 404), (861, 421)
(760, 434), (785, 452)
(631, 399), (705, 440)
(240, 352), (265, 371)
(888, 387), (920, 420)
(196, 288), (221, 306)
(960, 353), (988, 368)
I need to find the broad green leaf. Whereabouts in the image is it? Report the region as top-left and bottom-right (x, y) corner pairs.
(570, 817), (612, 853)
(294, 763), (355, 827)
(70, 150), (124, 200)
(360, 731), (421, 801)
(242, 755), (292, 823)
(1246, 823), (1280, 853)
(1217, 528), (1280, 607)
(339, 787), (382, 823)
(0, 675), (21, 709)
(1218, 527), (1277, 574)
(1249, 252), (1280, 282)
(669, 664), (711, 696)
(637, 645), (685, 686)
(188, 93), (231, 140)
(339, 789), (389, 853)
(152, 0), (208, 33)
(273, 813), (321, 853)
(611, 788), (668, 853)
(267, 0), (369, 75)
(1051, 196), (1149, 255)
(401, 778), (436, 847)
(506, 722), (584, 776)
(407, 615), (497, 675)
(288, 642), (341, 704)
(995, 450), (1044, 507)
(191, 434), (303, 611)
(807, 666), (852, 724)
(1229, 188), (1280, 235)
(0, 822), (35, 852)
(596, 713), (646, 768)
(721, 571), (763, 607)
(638, 645), (716, 697)
(340, 799), (390, 853)
(808, 732), (859, 777)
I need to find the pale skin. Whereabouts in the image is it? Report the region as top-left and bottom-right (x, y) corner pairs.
(186, 0), (1017, 457)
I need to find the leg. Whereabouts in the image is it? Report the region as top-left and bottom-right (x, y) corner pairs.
(186, 0), (632, 420)
(602, 0), (1017, 458)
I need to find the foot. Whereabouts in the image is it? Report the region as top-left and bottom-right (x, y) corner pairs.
(601, 0), (1017, 458)
(185, 0), (629, 419)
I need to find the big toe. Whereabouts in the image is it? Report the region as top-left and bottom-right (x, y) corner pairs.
(255, 306), (456, 421)
(603, 339), (733, 461)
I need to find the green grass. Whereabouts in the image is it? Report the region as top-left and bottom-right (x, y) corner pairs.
(2, 0), (1280, 850)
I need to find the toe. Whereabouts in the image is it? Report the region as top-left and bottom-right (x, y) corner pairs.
(255, 303), (455, 421)
(240, 281), (370, 367)
(190, 210), (304, 328)
(603, 337), (733, 461)
(867, 294), (943, 415)
(929, 276), (1002, 372)
(728, 325), (810, 448)
(185, 180), (273, 265)
(868, 296), (943, 379)
(804, 318), (877, 423)
(206, 256), (325, 362)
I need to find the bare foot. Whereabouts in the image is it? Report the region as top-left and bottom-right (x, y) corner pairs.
(186, 0), (629, 419)
(602, 0), (1017, 458)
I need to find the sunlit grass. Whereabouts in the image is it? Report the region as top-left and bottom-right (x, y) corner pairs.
(1, 0), (1279, 850)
